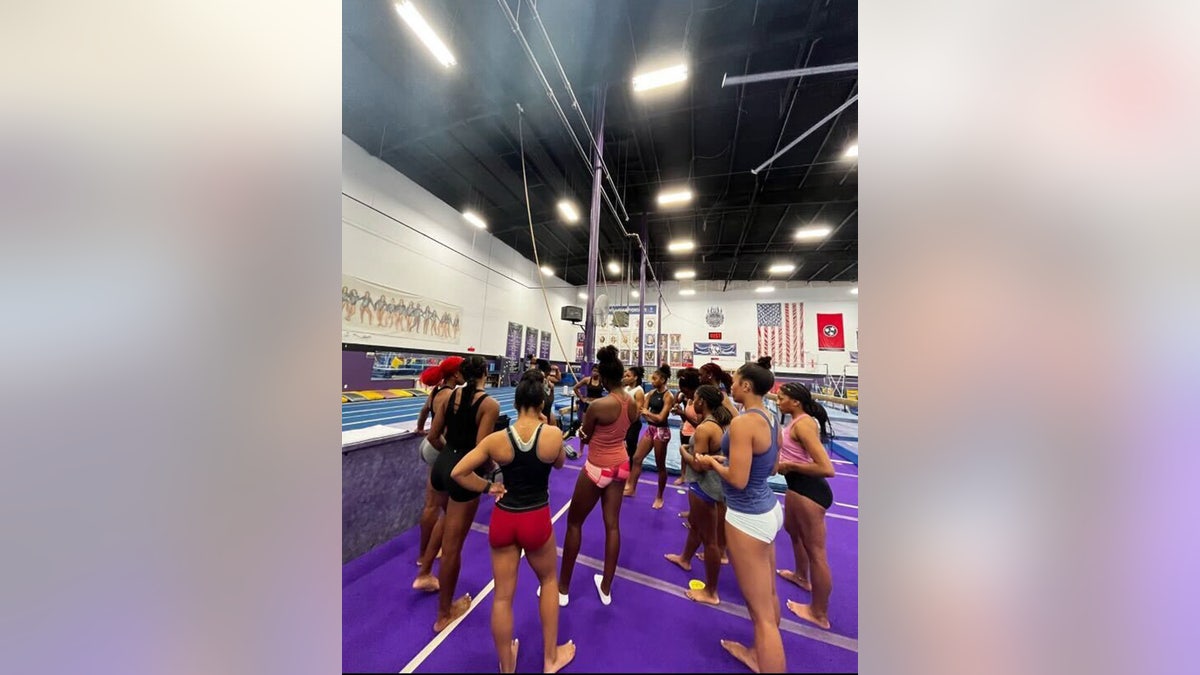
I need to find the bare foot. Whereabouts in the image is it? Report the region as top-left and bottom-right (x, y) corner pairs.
(686, 588), (720, 605)
(787, 599), (832, 630)
(652, 497), (664, 509)
(697, 552), (730, 565)
(498, 638), (518, 673)
(776, 569), (812, 591)
(623, 487), (635, 498)
(720, 639), (760, 673)
(544, 640), (576, 674)
(672, 476), (685, 486)
(677, 510), (690, 518)
(664, 553), (692, 572)
(432, 593), (472, 632)
(412, 574), (440, 593)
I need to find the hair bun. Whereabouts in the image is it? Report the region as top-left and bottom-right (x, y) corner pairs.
(597, 345), (618, 363)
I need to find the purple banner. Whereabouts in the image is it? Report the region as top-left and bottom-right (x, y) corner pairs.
(506, 322), (523, 359)
(524, 326), (538, 360)
(539, 331), (551, 359)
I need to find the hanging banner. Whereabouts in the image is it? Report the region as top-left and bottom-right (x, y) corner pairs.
(342, 274), (462, 343)
(817, 313), (846, 351)
(608, 304), (657, 315)
(693, 342), (738, 357)
(539, 331), (551, 359)
(524, 327), (539, 360)
(506, 322), (523, 359)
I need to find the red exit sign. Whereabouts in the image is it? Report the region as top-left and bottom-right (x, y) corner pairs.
(708, 332), (722, 340)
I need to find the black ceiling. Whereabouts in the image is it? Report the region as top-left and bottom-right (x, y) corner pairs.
(344, 0), (857, 288)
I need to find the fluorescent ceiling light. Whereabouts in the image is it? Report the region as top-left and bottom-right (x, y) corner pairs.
(850, 287), (859, 295)
(578, 291), (588, 300)
(631, 289), (639, 298)
(657, 189), (693, 206)
(843, 142), (858, 158)
(679, 289), (696, 296)
(767, 263), (795, 275)
(462, 211), (486, 229)
(557, 200), (580, 223)
(607, 261), (621, 274)
(794, 225), (833, 240)
(540, 266), (554, 277)
(633, 63), (688, 92)
(395, 1), (457, 68)
(675, 269), (696, 279)
(755, 286), (775, 293)
(667, 239), (695, 252)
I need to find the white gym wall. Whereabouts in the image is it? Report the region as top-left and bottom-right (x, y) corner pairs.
(342, 136), (577, 360)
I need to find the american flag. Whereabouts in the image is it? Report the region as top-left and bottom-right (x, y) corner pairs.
(757, 302), (803, 367)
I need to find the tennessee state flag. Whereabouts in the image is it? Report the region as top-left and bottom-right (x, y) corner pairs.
(817, 313), (845, 351)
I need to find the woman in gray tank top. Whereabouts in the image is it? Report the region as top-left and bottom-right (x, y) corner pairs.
(665, 384), (734, 606)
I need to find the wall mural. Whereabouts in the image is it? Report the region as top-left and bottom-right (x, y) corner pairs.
(342, 274), (461, 343)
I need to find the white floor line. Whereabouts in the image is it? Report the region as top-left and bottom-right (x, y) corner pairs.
(831, 459), (854, 465)
(399, 500), (573, 674)
(455, 526), (858, 653)
(834, 501), (858, 510)
(564, 554), (859, 652)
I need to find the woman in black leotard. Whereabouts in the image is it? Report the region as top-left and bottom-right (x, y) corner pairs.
(625, 364), (675, 508)
(417, 356), (500, 632)
(621, 367), (645, 461)
(572, 367), (604, 459)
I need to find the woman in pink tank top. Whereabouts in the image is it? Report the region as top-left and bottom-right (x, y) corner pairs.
(775, 382), (836, 632)
(555, 346), (638, 607)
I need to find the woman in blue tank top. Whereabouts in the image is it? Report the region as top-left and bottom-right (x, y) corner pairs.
(693, 363), (787, 673)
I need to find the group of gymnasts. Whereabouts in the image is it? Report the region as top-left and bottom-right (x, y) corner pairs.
(409, 347), (837, 673)
(341, 286), (460, 338)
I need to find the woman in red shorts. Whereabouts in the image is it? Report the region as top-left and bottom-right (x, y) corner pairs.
(451, 369), (576, 674)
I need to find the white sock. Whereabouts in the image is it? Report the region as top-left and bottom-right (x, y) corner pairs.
(593, 574), (612, 606)
(536, 585), (569, 607)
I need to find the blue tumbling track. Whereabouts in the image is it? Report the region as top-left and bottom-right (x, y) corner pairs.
(343, 386), (860, 469)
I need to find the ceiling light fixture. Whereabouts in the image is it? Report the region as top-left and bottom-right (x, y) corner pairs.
(679, 289), (696, 296)
(631, 289), (640, 298)
(578, 291), (588, 300)
(851, 287), (859, 295)
(462, 211), (487, 229)
(844, 142), (858, 158)
(794, 225), (833, 240)
(557, 200), (580, 223)
(667, 239), (695, 252)
(675, 269), (696, 279)
(755, 286), (775, 293)
(633, 63), (688, 92)
(540, 266), (554, 277)
(657, 189), (694, 206)
(395, 1), (457, 68)
(767, 263), (795, 275)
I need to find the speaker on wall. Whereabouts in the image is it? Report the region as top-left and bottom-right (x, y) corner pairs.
(561, 305), (584, 322)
